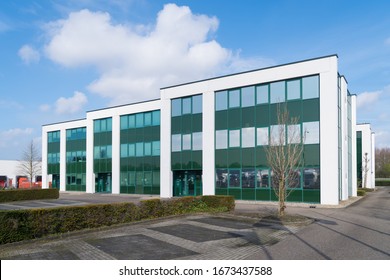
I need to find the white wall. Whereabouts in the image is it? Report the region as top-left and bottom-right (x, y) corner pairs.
(0, 160), (24, 187)
(357, 123), (375, 189)
(351, 95), (357, 196)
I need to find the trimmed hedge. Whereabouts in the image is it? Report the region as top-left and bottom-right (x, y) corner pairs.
(0, 188), (59, 203)
(0, 195), (234, 244)
(375, 180), (390, 186)
(357, 189), (366, 196)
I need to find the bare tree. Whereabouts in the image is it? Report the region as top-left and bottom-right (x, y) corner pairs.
(265, 103), (304, 217)
(18, 140), (42, 188)
(362, 152), (370, 189)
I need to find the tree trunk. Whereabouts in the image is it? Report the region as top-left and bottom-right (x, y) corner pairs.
(278, 179), (286, 217)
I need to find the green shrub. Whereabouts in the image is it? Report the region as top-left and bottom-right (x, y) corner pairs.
(0, 195), (234, 244)
(0, 188), (59, 203)
(357, 189), (366, 196)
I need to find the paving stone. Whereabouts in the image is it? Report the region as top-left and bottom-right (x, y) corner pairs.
(150, 224), (241, 242)
(190, 217), (253, 229)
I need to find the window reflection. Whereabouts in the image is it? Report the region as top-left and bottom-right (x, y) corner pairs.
(256, 84), (269, 104)
(270, 81), (285, 103)
(288, 124), (301, 144)
(242, 127), (255, 148)
(303, 168), (320, 189)
(229, 129), (240, 147)
(216, 169), (228, 188)
(229, 169), (240, 187)
(172, 134), (181, 152)
(216, 130), (228, 149)
(287, 79), (300, 100)
(172, 98), (182, 116)
(229, 89), (240, 108)
(302, 75), (319, 99)
(257, 127), (269, 146)
(241, 86), (255, 107)
(303, 121), (319, 144)
(182, 134), (191, 150)
(242, 169), (255, 188)
(192, 132), (202, 151)
(288, 169), (301, 188)
(257, 169), (270, 188)
(215, 91), (228, 111)
(192, 95), (202, 114)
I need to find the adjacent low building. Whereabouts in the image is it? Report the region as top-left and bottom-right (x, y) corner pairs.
(41, 54), (374, 205)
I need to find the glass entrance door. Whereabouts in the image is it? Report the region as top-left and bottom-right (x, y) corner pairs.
(173, 170), (202, 196)
(95, 173), (112, 193)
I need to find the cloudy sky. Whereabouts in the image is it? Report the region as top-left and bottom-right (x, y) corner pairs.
(1, 0), (390, 159)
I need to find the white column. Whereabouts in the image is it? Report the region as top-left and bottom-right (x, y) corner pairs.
(86, 117), (95, 193)
(41, 129), (48, 189)
(202, 91), (215, 195)
(160, 96), (172, 198)
(371, 132), (376, 188)
(111, 115), (120, 194)
(59, 129), (67, 192)
(351, 95), (357, 196)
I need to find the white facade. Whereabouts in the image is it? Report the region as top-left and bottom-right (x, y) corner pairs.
(356, 123), (375, 188)
(41, 55), (373, 205)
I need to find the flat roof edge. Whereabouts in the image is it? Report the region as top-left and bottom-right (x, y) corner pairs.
(86, 98), (160, 113)
(161, 54), (338, 90)
(42, 118), (87, 127)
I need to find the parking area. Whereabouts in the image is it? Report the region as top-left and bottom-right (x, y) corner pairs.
(0, 213), (306, 260)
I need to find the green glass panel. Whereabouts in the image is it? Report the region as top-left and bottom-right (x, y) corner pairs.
(255, 105), (269, 127)
(181, 115), (192, 134)
(303, 144), (320, 166)
(302, 99), (320, 122)
(171, 152), (181, 170)
(228, 188), (242, 200)
(181, 150), (192, 169)
(242, 148), (255, 168)
(228, 108), (241, 129)
(151, 187), (160, 195)
(228, 149), (241, 168)
(269, 103), (279, 125)
(215, 188), (228, 196)
(255, 147), (268, 168)
(270, 191), (278, 201)
(242, 189), (256, 200)
(192, 114), (202, 132)
(215, 149), (228, 168)
(287, 100), (302, 120)
(242, 107), (255, 128)
(287, 190), (303, 202)
(303, 189), (320, 203)
(215, 110), (228, 130)
(256, 189), (271, 201)
(192, 151), (202, 169)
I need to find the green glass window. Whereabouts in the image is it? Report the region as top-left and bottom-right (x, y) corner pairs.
(257, 169), (270, 188)
(172, 98), (182, 116)
(270, 81), (285, 103)
(256, 84), (269, 104)
(152, 111), (160, 126)
(152, 141), (160, 156)
(120, 144), (128, 158)
(128, 143), (135, 157)
(216, 169), (228, 188)
(120, 116), (128, 130)
(136, 113), (143, 128)
(182, 97), (191, 115)
(192, 132), (202, 151)
(216, 90), (228, 111)
(144, 112), (152, 126)
(229, 89), (240, 108)
(241, 127), (255, 148)
(229, 169), (241, 187)
(241, 86), (255, 107)
(303, 168), (320, 189)
(128, 115), (136, 128)
(172, 134), (181, 152)
(136, 142), (144, 157)
(302, 75), (319, 99)
(270, 124), (285, 145)
(242, 168), (255, 188)
(216, 130), (228, 149)
(287, 124), (301, 144)
(182, 134), (191, 150)
(192, 95), (202, 114)
(229, 129), (240, 147)
(303, 121), (320, 144)
(257, 127), (269, 146)
(287, 79), (301, 100)
(144, 142), (152, 156)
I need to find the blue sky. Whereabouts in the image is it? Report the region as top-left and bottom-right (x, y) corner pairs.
(1, 0), (390, 160)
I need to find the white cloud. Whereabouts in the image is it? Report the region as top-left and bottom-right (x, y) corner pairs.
(39, 104), (51, 112)
(55, 91), (87, 114)
(18, 45), (40, 64)
(0, 128), (34, 148)
(356, 90), (381, 109)
(44, 4), (271, 105)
